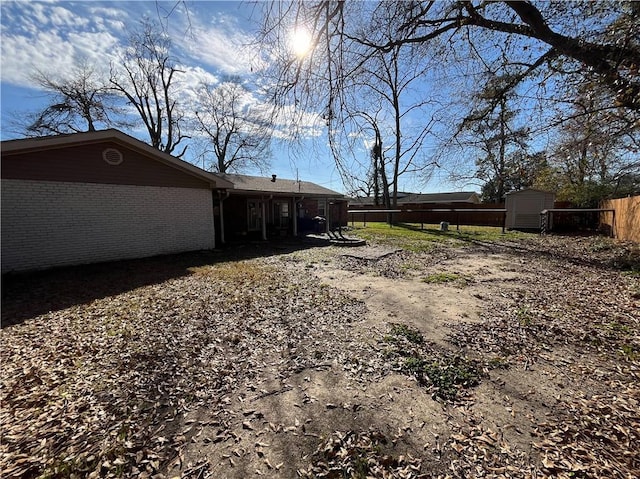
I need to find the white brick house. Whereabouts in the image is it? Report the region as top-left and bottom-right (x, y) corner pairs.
(1, 130), (233, 273)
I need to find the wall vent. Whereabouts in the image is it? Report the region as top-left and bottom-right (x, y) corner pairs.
(102, 148), (124, 165)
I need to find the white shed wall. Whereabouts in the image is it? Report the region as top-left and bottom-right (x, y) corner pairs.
(506, 190), (555, 229)
(1, 179), (215, 273)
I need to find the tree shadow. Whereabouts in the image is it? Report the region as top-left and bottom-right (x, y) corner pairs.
(450, 233), (640, 272)
(1, 236), (332, 328)
(383, 222), (639, 272)
(393, 222), (450, 235)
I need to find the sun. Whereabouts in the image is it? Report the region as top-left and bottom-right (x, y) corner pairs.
(289, 28), (313, 58)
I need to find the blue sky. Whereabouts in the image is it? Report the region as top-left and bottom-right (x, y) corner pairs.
(0, 1), (466, 194)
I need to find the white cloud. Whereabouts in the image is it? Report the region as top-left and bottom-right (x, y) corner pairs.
(1, 31), (74, 85)
(86, 6), (127, 31)
(0, 1), (321, 141)
(86, 5), (127, 19)
(1, 2), (41, 36)
(0, 2), (122, 87)
(175, 12), (261, 76)
(30, 3), (50, 27)
(66, 31), (120, 68)
(271, 104), (324, 140)
(1, 27), (120, 86)
(173, 65), (221, 112)
(0, 1), (265, 87)
(49, 5), (90, 28)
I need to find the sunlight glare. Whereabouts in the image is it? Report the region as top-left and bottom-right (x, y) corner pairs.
(289, 28), (313, 58)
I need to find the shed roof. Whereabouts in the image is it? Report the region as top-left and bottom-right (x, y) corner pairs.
(1, 129), (234, 189)
(398, 191), (480, 204)
(218, 173), (345, 198)
(504, 188), (555, 196)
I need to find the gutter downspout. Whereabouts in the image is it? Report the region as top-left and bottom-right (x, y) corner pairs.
(218, 190), (230, 245)
(326, 199), (331, 234)
(210, 185), (217, 249)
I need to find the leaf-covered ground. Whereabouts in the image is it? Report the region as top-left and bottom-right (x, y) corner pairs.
(1, 234), (639, 478)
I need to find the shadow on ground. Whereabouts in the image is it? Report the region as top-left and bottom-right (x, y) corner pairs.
(391, 222), (640, 272)
(1, 236), (332, 327)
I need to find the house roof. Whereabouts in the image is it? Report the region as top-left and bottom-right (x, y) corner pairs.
(350, 191), (480, 205)
(1, 129), (234, 189)
(398, 191), (480, 204)
(218, 173), (345, 198)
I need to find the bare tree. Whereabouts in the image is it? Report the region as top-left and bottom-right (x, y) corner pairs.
(339, 110), (392, 207)
(110, 20), (189, 157)
(262, 1), (438, 204)
(266, 1), (639, 111)
(23, 64), (117, 136)
(368, 46), (436, 206)
(327, 34), (436, 205)
(194, 78), (272, 173)
(258, 1), (639, 186)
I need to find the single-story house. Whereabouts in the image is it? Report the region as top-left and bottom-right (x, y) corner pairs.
(215, 173), (348, 242)
(1, 129), (233, 273)
(1, 130), (348, 273)
(350, 191), (481, 207)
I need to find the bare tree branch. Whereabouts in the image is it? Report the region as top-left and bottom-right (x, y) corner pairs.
(194, 78), (272, 173)
(109, 20), (189, 157)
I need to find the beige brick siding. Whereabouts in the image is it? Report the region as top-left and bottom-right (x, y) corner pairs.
(1, 179), (215, 273)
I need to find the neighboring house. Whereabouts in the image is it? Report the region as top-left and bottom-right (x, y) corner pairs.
(1, 129), (233, 273)
(216, 173), (347, 242)
(505, 188), (556, 230)
(350, 191), (481, 207)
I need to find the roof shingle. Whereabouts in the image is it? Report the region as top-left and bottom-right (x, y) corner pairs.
(218, 173), (344, 198)
(350, 191), (480, 205)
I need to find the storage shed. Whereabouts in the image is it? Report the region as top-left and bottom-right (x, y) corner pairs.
(505, 189), (556, 230)
(1, 130), (233, 273)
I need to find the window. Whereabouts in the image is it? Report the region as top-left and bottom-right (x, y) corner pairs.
(317, 199), (326, 217)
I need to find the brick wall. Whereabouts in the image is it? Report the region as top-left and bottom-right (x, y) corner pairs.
(1, 179), (215, 273)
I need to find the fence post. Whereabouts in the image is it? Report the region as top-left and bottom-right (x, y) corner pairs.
(540, 211), (547, 235)
(611, 209), (616, 238)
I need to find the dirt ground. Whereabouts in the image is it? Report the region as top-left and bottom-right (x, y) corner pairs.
(1, 234), (639, 478)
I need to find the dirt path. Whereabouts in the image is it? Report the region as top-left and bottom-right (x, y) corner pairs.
(177, 238), (639, 478)
(314, 246), (520, 346)
(179, 246), (525, 477)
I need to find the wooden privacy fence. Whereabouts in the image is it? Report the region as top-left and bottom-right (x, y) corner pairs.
(600, 195), (640, 243)
(348, 203), (506, 228)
